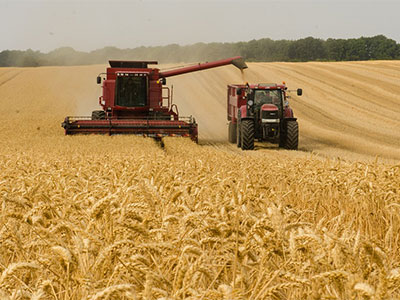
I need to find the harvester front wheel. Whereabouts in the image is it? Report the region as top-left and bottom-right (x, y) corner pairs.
(241, 119), (255, 150)
(228, 122), (237, 143)
(282, 120), (298, 150)
(91, 110), (106, 120)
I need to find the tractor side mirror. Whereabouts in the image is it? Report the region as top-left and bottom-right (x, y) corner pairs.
(297, 88), (303, 96)
(161, 78), (166, 85)
(236, 88), (242, 95)
(97, 76), (101, 84)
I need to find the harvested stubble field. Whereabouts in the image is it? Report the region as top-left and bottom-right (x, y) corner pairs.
(0, 62), (400, 299)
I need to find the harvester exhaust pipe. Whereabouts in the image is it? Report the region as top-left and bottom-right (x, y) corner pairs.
(159, 56), (247, 78)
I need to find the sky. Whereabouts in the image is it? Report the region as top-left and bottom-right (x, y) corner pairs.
(1, 0), (399, 53)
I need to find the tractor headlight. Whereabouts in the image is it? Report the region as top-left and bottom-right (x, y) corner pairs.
(248, 100), (253, 106)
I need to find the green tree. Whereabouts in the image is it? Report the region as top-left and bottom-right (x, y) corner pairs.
(288, 37), (327, 61)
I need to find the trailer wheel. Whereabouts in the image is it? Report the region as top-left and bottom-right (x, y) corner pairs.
(236, 121), (241, 147)
(91, 110), (106, 120)
(282, 120), (298, 150)
(241, 119), (255, 150)
(228, 122), (237, 143)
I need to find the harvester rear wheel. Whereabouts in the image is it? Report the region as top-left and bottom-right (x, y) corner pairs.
(241, 119), (255, 150)
(282, 120), (298, 150)
(91, 110), (106, 120)
(228, 122), (237, 143)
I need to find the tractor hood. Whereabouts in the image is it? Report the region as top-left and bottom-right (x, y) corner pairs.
(261, 104), (278, 111)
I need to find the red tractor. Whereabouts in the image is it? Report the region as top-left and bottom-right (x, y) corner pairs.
(227, 83), (302, 150)
(62, 57), (247, 142)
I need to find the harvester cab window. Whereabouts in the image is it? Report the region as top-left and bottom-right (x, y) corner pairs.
(115, 75), (147, 107)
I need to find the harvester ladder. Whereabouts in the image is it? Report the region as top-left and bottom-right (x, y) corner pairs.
(162, 87), (171, 109)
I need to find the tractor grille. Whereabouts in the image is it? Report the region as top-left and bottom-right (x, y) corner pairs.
(261, 110), (278, 119)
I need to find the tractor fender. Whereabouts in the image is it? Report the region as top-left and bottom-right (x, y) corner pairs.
(239, 105), (249, 119)
(284, 107), (294, 118)
(283, 117), (297, 122)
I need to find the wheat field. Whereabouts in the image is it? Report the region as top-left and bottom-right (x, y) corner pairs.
(0, 62), (400, 299)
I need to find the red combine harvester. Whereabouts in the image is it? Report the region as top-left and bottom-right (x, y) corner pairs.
(227, 83), (302, 150)
(62, 57), (247, 142)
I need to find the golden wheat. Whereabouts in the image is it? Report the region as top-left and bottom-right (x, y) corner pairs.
(1, 62), (400, 299)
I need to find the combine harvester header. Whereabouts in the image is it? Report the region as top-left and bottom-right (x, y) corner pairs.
(62, 56), (247, 142)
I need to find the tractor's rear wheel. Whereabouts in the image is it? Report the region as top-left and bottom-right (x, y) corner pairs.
(228, 121), (237, 143)
(282, 120), (298, 150)
(91, 110), (106, 120)
(241, 119), (255, 150)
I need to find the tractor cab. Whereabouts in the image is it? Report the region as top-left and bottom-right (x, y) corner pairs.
(244, 85), (284, 122)
(253, 89), (282, 108)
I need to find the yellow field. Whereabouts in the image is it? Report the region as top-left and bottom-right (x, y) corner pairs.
(0, 62), (399, 299)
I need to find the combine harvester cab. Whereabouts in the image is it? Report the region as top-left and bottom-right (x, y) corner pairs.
(227, 83), (302, 150)
(62, 57), (247, 142)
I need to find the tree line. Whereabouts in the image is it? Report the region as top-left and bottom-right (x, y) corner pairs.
(1, 35), (399, 67)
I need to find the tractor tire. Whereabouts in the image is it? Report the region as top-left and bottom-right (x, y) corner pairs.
(236, 121), (241, 148)
(228, 122), (237, 143)
(282, 120), (298, 150)
(240, 119), (255, 150)
(91, 110), (106, 120)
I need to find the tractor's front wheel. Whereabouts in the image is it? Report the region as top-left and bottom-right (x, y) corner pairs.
(228, 121), (237, 143)
(281, 120), (298, 150)
(241, 119), (255, 150)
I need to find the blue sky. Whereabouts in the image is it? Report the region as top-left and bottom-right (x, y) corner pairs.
(1, 0), (399, 52)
